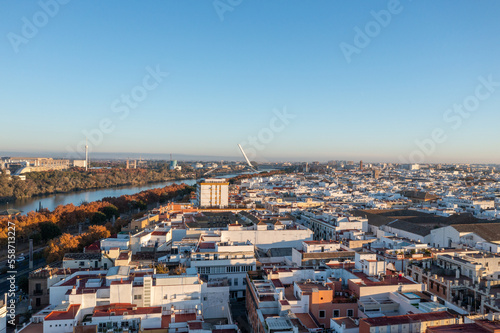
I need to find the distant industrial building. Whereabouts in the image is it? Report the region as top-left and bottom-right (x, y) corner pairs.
(4, 157), (70, 174)
(72, 159), (87, 168)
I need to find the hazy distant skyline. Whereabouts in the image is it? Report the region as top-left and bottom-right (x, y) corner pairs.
(1, 1), (500, 164)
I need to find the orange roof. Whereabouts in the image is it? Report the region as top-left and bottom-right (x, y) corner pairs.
(175, 313), (197, 323)
(295, 313), (319, 329)
(93, 303), (161, 317)
(45, 304), (81, 321)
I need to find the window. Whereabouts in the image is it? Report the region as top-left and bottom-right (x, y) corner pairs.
(79, 261), (85, 266)
(234, 278), (238, 286)
(333, 310), (340, 317)
(197, 267), (210, 274)
(347, 309), (354, 317)
(319, 310), (326, 318)
(134, 295), (142, 300)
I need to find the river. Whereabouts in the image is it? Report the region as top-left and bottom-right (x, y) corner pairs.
(0, 179), (197, 214)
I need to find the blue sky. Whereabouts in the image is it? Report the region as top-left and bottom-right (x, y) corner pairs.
(1, 0), (499, 163)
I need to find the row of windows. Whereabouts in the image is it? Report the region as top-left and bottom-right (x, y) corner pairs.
(228, 277), (247, 286)
(196, 265), (254, 274)
(318, 309), (354, 319)
(49, 323), (72, 327)
(194, 254), (253, 260)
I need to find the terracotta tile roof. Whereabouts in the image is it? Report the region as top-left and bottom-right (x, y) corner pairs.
(188, 321), (203, 329)
(93, 303), (161, 317)
(271, 279), (284, 288)
(175, 313), (197, 323)
(151, 231), (168, 236)
(199, 242), (216, 249)
(295, 313), (319, 329)
(362, 311), (455, 327)
(45, 304), (81, 321)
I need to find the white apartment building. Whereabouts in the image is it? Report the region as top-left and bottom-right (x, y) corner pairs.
(196, 178), (229, 208)
(189, 240), (256, 300)
(298, 213), (368, 241)
(37, 265), (233, 331)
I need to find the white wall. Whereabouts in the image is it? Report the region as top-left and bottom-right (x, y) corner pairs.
(43, 319), (75, 333)
(431, 226), (460, 248)
(201, 284), (230, 319)
(220, 229), (313, 249)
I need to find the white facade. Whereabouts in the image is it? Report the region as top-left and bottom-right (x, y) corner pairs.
(190, 242), (256, 299)
(100, 237), (129, 251)
(220, 228), (313, 250)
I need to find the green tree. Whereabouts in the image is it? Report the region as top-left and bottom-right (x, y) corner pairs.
(100, 205), (119, 220)
(40, 222), (62, 241)
(91, 212), (107, 225)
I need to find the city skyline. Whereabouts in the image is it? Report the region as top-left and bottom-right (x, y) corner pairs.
(2, 1), (500, 163)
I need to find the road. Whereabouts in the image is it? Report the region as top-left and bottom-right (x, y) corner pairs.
(230, 300), (251, 333)
(0, 258), (46, 295)
(0, 246), (46, 267)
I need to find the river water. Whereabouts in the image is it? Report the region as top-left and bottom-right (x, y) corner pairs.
(0, 179), (197, 214)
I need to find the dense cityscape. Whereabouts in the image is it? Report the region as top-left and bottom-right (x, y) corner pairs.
(1, 158), (500, 333)
(2, 1), (500, 333)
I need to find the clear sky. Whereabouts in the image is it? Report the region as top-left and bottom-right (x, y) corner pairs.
(1, 0), (499, 163)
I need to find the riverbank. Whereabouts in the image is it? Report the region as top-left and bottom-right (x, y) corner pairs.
(0, 168), (184, 205)
(0, 179), (196, 214)
(0, 176), (192, 205)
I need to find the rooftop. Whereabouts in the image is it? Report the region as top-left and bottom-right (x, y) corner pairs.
(362, 311), (455, 327)
(45, 304), (81, 321)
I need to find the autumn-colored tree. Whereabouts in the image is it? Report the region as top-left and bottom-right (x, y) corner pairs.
(0, 183), (194, 254)
(155, 263), (169, 274)
(84, 225), (110, 245)
(170, 265), (186, 275)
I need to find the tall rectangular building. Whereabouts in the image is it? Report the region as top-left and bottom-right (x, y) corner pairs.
(196, 178), (229, 208)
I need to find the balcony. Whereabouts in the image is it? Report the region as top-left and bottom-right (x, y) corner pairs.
(33, 290), (44, 296)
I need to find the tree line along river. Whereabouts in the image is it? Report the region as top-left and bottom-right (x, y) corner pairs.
(0, 179), (197, 214)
